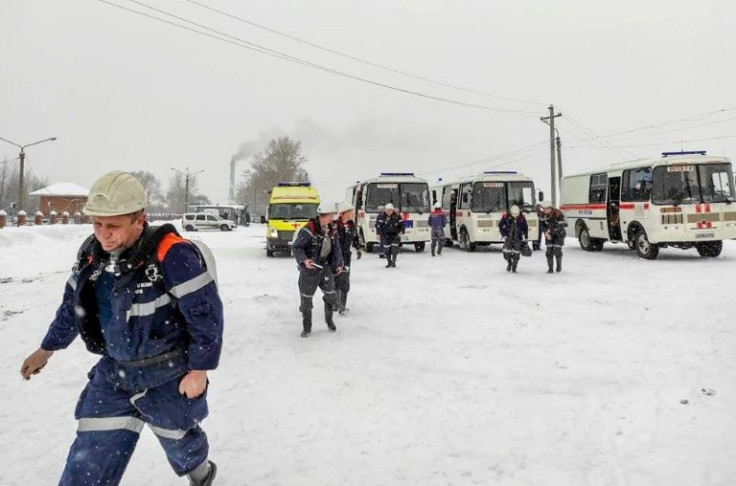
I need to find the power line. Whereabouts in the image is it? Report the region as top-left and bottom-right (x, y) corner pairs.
(99, 0), (538, 117)
(567, 134), (736, 150)
(592, 105), (736, 141)
(418, 140), (549, 178)
(555, 110), (636, 161)
(592, 114), (736, 144)
(180, 0), (547, 107)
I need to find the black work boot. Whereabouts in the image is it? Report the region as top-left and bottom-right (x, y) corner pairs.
(336, 291), (344, 314)
(546, 256), (554, 274)
(391, 246), (399, 267)
(431, 246), (436, 257)
(300, 297), (312, 337)
(301, 310), (312, 338)
(511, 258), (518, 273)
(325, 303), (337, 332)
(556, 255), (562, 273)
(338, 291), (349, 315)
(385, 249), (392, 267)
(506, 258), (512, 272)
(189, 461), (217, 486)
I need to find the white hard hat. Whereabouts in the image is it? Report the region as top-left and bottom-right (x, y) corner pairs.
(433, 202), (442, 209)
(384, 203), (394, 211)
(337, 202), (355, 214)
(317, 202), (337, 215)
(540, 200), (552, 209)
(83, 171), (147, 216)
(510, 205), (520, 217)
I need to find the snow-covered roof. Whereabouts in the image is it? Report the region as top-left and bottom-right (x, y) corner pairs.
(29, 182), (89, 197)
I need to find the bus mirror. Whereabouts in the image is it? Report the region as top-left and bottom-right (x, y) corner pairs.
(538, 190), (544, 201)
(462, 193), (469, 204)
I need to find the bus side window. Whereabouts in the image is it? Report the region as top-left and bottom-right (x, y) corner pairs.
(589, 173), (607, 203)
(459, 184), (472, 208)
(355, 190), (363, 210)
(622, 168), (652, 202)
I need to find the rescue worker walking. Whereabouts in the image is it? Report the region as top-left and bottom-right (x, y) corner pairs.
(428, 202), (447, 257)
(539, 200), (567, 273)
(292, 202), (344, 337)
(376, 203), (405, 268)
(532, 202), (544, 251)
(335, 202), (362, 315)
(499, 204), (529, 273)
(20, 171), (222, 486)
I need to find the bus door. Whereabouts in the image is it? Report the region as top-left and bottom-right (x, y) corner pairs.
(607, 176), (622, 241)
(449, 189), (458, 240)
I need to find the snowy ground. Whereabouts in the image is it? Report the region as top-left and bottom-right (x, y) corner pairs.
(1, 222), (735, 486)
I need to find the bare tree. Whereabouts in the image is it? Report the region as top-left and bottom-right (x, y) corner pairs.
(166, 172), (206, 214)
(130, 170), (164, 209)
(0, 158), (48, 212)
(235, 136), (309, 216)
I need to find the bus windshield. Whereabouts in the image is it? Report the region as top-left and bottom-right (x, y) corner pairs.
(470, 181), (535, 213)
(268, 203), (318, 220)
(365, 182), (430, 213)
(471, 182), (505, 213)
(507, 182), (536, 212)
(652, 163), (735, 205)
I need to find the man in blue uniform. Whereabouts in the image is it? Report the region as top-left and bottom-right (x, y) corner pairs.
(20, 171), (223, 486)
(375, 203), (405, 268)
(292, 202), (344, 337)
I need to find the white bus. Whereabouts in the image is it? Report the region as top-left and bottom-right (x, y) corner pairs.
(560, 151), (736, 259)
(430, 171), (539, 251)
(346, 173), (432, 253)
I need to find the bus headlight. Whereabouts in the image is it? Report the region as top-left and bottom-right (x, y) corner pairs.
(269, 228), (278, 238)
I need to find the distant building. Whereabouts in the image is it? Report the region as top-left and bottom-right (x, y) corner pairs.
(29, 182), (89, 216)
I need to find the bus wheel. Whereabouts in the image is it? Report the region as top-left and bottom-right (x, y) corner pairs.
(266, 249), (274, 257)
(460, 229), (476, 252)
(414, 243), (426, 252)
(696, 241), (723, 257)
(634, 230), (659, 260)
(366, 243), (375, 253)
(184, 224), (194, 231)
(578, 226), (601, 251)
(444, 238), (453, 248)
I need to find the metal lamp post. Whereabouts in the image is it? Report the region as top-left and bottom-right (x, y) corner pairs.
(0, 135), (57, 212)
(171, 167), (204, 213)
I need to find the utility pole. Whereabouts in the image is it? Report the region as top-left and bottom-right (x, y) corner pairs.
(540, 106), (562, 206)
(0, 136), (57, 212)
(171, 166), (204, 213)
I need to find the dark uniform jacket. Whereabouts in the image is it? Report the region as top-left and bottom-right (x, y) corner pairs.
(336, 218), (361, 267)
(376, 211), (405, 238)
(41, 225), (224, 391)
(540, 209), (567, 246)
(292, 218), (344, 272)
(499, 214), (529, 242)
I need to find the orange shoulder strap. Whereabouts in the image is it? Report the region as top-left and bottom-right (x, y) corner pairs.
(157, 232), (189, 262)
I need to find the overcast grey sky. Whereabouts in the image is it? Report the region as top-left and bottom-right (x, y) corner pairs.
(2, 0), (735, 204)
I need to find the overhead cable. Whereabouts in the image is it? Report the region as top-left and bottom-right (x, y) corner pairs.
(180, 0), (547, 107)
(98, 0), (538, 117)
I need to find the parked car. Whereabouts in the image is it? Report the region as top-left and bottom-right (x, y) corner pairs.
(182, 213), (236, 231)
